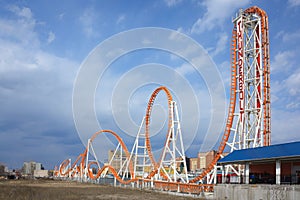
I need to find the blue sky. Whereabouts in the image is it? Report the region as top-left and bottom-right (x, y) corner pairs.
(0, 0), (300, 170)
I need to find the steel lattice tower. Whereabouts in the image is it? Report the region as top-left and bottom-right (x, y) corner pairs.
(227, 7), (271, 151)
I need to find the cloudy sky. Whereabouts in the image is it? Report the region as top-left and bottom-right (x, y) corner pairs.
(1, 0), (300, 170)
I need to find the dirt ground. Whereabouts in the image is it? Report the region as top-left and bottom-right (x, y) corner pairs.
(0, 179), (203, 200)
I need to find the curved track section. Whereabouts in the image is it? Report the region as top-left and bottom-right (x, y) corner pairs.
(87, 162), (137, 184)
(144, 86), (173, 178)
(86, 129), (135, 183)
(190, 28), (238, 183)
(59, 150), (87, 177)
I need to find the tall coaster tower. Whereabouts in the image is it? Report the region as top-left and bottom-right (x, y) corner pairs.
(227, 6), (271, 151)
(190, 6), (271, 183)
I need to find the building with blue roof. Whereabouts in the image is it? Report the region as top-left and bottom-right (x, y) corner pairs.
(217, 141), (300, 185)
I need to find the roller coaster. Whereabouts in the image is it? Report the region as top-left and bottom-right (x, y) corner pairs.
(55, 6), (270, 194)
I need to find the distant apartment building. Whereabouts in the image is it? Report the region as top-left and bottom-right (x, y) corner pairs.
(188, 150), (228, 173)
(198, 152), (208, 169)
(189, 157), (199, 172)
(0, 164), (5, 174)
(107, 149), (139, 177)
(199, 150), (217, 169)
(22, 161), (44, 176)
(108, 150), (128, 173)
(187, 151), (214, 173)
(0, 163), (8, 177)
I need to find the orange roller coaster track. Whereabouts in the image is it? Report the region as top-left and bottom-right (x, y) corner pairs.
(244, 6), (271, 146)
(145, 86), (173, 179)
(57, 5), (271, 193)
(59, 130), (137, 184)
(86, 130), (138, 184)
(59, 150), (87, 177)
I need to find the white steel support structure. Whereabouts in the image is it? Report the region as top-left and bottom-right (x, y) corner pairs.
(85, 139), (130, 180)
(227, 9), (264, 151)
(221, 9), (267, 183)
(158, 101), (189, 183)
(129, 117), (152, 179)
(111, 144), (131, 179)
(85, 139), (100, 180)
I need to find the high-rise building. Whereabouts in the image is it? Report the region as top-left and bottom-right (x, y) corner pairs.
(0, 163), (6, 175)
(189, 158), (199, 172)
(107, 150), (128, 173)
(188, 150), (229, 173)
(22, 161), (43, 175)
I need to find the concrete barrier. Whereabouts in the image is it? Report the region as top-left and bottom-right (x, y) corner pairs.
(214, 184), (300, 200)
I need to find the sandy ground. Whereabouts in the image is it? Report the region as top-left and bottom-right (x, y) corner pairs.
(0, 179), (203, 200)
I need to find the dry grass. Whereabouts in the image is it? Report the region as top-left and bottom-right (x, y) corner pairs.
(0, 179), (202, 200)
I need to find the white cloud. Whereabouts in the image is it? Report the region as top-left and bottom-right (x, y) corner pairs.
(286, 102), (300, 109)
(116, 14), (126, 24)
(272, 109), (300, 144)
(270, 48), (300, 113)
(164, 0), (183, 7)
(191, 0), (250, 34)
(0, 6), (40, 72)
(58, 13), (65, 20)
(285, 70), (300, 96)
(7, 5), (33, 20)
(175, 63), (194, 75)
(0, 6), (39, 48)
(275, 30), (284, 39)
(275, 30), (300, 43)
(211, 32), (228, 56)
(282, 30), (300, 42)
(218, 60), (231, 87)
(288, 0), (300, 7)
(47, 31), (55, 44)
(271, 50), (295, 73)
(79, 7), (100, 38)
(168, 28), (185, 42)
(0, 5), (79, 168)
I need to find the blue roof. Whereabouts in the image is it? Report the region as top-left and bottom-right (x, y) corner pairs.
(218, 141), (300, 164)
